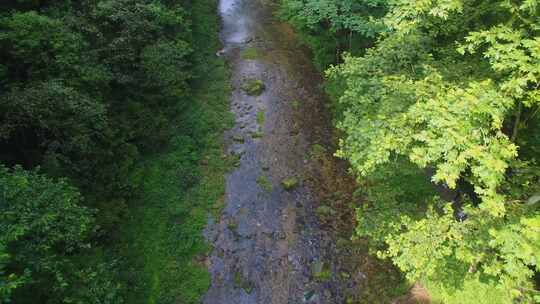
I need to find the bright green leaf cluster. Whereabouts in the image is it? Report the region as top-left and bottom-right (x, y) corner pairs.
(321, 0), (540, 301)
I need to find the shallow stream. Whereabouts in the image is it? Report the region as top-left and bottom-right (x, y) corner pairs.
(203, 1), (367, 303)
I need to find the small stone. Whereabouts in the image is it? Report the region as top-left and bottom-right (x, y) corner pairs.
(323, 290), (331, 298)
(232, 147), (245, 156)
(242, 79), (265, 96)
(251, 131), (263, 139)
(233, 271), (254, 294)
(340, 271), (351, 279)
(282, 177), (299, 190)
(304, 290), (316, 302)
(233, 135), (245, 143)
(274, 231), (286, 239)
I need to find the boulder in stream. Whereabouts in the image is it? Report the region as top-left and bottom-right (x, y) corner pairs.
(281, 177), (299, 190)
(242, 79), (265, 96)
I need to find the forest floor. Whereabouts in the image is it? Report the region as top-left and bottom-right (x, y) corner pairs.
(203, 1), (407, 303)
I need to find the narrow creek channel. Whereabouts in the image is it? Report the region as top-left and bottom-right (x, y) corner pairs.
(203, 1), (368, 303)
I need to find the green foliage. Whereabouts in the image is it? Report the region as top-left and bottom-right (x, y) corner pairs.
(280, 0), (387, 36)
(113, 1), (234, 303)
(286, 0), (540, 301)
(0, 166), (91, 280)
(355, 160), (437, 248)
(119, 58), (231, 304)
(0, 0), (193, 191)
(0, 166), (122, 303)
(280, 0), (389, 69)
(0, 80), (109, 175)
(0, 0), (232, 302)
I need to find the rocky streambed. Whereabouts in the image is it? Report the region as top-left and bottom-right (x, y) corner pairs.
(202, 1), (397, 303)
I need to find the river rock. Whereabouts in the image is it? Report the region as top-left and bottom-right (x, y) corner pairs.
(242, 79), (265, 96)
(233, 134), (245, 143)
(282, 177), (299, 190)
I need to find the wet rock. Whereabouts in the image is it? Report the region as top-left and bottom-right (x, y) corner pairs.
(256, 175), (273, 192)
(233, 134), (245, 143)
(242, 79), (265, 96)
(227, 220), (238, 231)
(238, 207), (248, 216)
(282, 177), (299, 190)
(273, 231), (286, 240)
(251, 131), (263, 139)
(340, 271), (351, 280)
(324, 289), (332, 298)
(231, 146), (245, 156)
(233, 271), (254, 294)
(303, 290), (318, 302)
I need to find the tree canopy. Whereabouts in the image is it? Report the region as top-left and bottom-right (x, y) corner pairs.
(283, 0), (540, 302)
(0, 0), (224, 302)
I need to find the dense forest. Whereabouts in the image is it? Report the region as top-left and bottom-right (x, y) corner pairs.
(0, 0), (232, 303)
(280, 0), (539, 303)
(1, 0), (539, 303)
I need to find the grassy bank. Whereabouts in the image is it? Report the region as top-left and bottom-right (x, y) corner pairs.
(116, 1), (233, 303)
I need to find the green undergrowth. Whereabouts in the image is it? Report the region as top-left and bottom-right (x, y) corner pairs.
(115, 1), (233, 303)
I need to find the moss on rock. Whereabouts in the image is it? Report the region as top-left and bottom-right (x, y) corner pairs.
(242, 79), (265, 96)
(282, 177), (299, 190)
